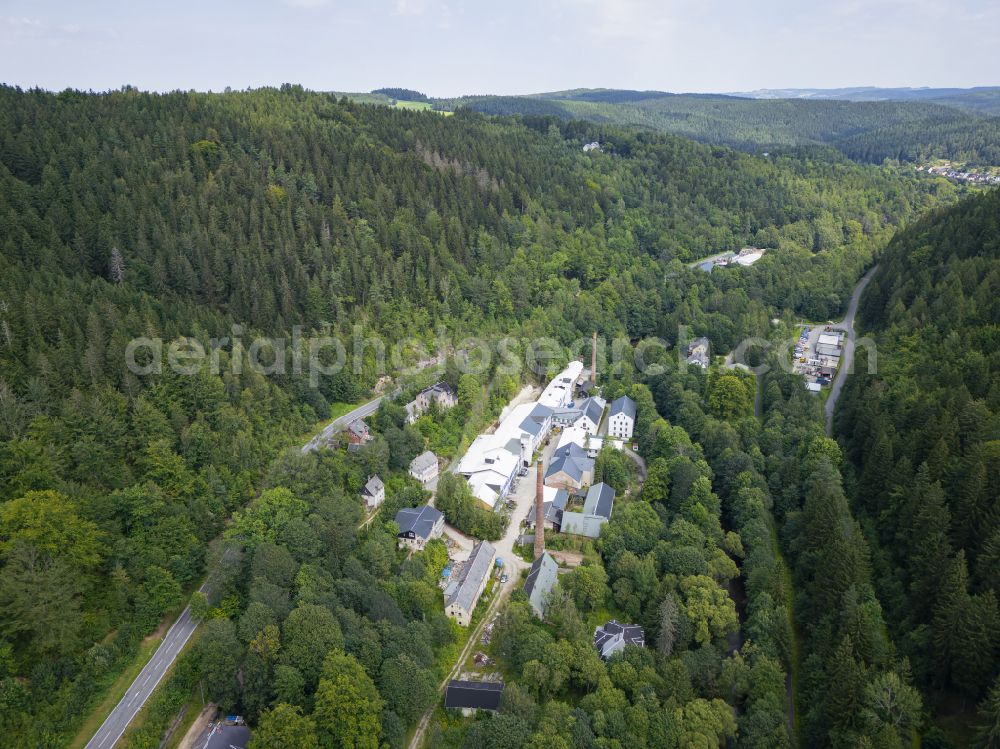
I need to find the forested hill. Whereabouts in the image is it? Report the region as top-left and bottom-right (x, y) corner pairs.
(837, 188), (1000, 738)
(0, 84), (961, 746)
(440, 91), (1000, 167)
(732, 86), (1000, 117)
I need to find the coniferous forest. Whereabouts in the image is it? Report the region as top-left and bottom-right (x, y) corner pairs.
(0, 84), (996, 749)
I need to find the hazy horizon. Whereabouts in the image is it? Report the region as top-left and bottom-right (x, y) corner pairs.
(2, 0), (997, 96)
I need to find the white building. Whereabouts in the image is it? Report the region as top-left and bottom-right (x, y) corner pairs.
(552, 396), (605, 434)
(409, 451), (439, 485)
(608, 396), (637, 440)
(361, 475), (385, 510)
(455, 362), (584, 510)
(537, 361), (584, 410)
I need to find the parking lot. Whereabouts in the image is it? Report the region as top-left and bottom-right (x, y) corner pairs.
(793, 325), (843, 388)
(193, 723), (250, 749)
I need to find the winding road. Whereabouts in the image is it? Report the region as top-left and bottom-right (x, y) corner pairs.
(824, 265), (878, 436)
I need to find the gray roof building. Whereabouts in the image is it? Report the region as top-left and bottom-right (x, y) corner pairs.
(444, 680), (504, 711)
(444, 540), (496, 622)
(410, 450), (437, 474)
(539, 488), (569, 528)
(560, 482), (615, 538)
(594, 620), (645, 660)
(546, 442), (594, 486)
(524, 552), (559, 619)
(580, 397), (605, 427)
(395, 504), (444, 541)
(609, 396), (637, 421)
(362, 475), (384, 498)
(584, 482), (615, 519)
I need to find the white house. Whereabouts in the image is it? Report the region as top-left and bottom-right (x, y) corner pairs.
(608, 396), (636, 440)
(409, 451), (439, 485)
(685, 337), (710, 369)
(361, 475), (385, 510)
(552, 396), (605, 435)
(593, 620), (645, 660)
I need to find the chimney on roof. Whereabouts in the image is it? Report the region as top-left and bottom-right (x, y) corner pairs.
(534, 460), (545, 560)
(591, 331), (598, 384)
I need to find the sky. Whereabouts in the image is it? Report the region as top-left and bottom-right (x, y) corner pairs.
(1, 0), (998, 96)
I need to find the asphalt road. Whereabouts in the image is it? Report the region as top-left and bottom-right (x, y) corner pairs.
(301, 390), (397, 453)
(824, 265), (878, 435)
(85, 597), (202, 749)
(197, 723), (251, 749)
(86, 383), (407, 748)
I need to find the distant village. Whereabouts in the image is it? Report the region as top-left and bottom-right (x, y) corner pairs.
(917, 163), (1000, 185)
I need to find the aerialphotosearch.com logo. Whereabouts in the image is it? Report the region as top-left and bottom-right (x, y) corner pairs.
(124, 324), (877, 385)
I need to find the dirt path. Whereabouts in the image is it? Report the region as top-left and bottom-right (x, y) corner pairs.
(408, 576), (520, 749)
(176, 704), (216, 749)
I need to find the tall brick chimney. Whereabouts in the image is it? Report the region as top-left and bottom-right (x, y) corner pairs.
(591, 331), (598, 384)
(534, 460), (545, 560)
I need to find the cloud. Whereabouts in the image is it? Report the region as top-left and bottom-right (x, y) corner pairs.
(553, 0), (676, 44)
(394, 0), (427, 15)
(284, 0), (330, 7)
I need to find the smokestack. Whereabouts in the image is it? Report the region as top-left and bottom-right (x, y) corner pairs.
(534, 460), (545, 560)
(591, 331), (597, 384)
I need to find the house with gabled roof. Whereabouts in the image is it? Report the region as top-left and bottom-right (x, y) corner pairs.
(524, 552), (559, 619)
(552, 396), (605, 435)
(594, 620), (645, 660)
(405, 381), (458, 423)
(409, 450), (439, 485)
(608, 396), (636, 440)
(345, 418), (372, 449)
(560, 482), (615, 538)
(361, 475), (385, 510)
(395, 504), (444, 550)
(444, 540), (496, 626)
(545, 442), (594, 491)
(445, 680), (504, 714)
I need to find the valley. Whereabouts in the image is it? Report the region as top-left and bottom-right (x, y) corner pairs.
(0, 76), (996, 749)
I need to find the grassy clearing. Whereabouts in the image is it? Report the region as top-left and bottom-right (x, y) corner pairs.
(392, 99), (432, 111)
(296, 399), (368, 444)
